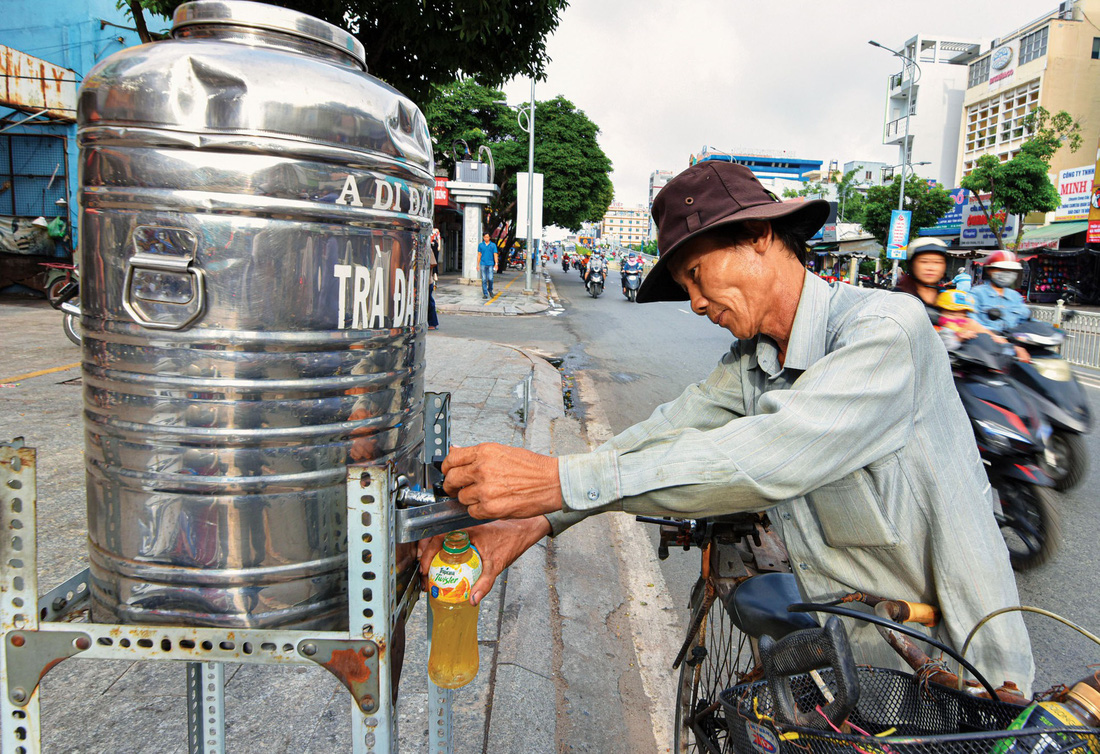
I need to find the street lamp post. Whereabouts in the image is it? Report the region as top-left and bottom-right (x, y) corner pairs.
(495, 84), (538, 293)
(869, 40), (922, 285)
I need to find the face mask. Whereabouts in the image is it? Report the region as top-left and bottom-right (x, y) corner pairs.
(990, 271), (1017, 287)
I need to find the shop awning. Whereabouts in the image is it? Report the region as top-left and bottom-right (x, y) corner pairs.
(1020, 221), (1089, 244)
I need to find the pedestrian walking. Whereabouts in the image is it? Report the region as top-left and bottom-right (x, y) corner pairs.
(428, 230), (440, 329)
(478, 233), (497, 299)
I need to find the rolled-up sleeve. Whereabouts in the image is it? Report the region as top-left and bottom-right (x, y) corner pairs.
(557, 308), (919, 520)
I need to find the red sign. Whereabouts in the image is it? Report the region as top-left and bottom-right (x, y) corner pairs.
(433, 177), (450, 207)
(1089, 136), (1100, 245)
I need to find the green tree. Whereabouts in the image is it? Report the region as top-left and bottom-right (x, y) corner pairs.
(425, 80), (613, 246)
(781, 181), (829, 199)
(835, 165), (867, 224)
(959, 107), (1082, 249)
(121, 0), (568, 106)
(861, 175), (954, 249)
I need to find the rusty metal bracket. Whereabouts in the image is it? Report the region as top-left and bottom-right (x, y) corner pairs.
(4, 630), (90, 706)
(298, 638), (381, 713)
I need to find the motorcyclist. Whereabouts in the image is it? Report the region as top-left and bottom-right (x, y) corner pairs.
(620, 253), (643, 295)
(935, 288), (1029, 362)
(971, 250), (1031, 333)
(583, 252), (605, 288)
(892, 237), (949, 325)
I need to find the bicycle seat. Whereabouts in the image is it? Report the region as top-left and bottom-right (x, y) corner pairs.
(726, 572), (819, 640)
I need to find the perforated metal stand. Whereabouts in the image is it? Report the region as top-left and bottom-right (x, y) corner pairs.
(1, 392), (471, 754)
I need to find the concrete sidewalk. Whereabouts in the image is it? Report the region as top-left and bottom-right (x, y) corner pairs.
(0, 299), (568, 753)
(433, 268), (551, 317)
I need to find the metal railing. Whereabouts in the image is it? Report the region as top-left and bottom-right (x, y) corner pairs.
(1029, 303), (1100, 369)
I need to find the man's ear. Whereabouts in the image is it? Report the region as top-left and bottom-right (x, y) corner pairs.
(743, 220), (773, 254)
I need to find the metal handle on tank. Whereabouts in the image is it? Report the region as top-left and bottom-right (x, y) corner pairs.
(122, 252), (206, 330)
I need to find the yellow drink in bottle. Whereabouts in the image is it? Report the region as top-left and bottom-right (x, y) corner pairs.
(428, 531), (482, 689)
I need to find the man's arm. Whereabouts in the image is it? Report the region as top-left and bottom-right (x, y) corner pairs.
(545, 345), (749, 535)
(557, 304), (920, 519)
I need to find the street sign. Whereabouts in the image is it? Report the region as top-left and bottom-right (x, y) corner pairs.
(886, 210), (911, 260)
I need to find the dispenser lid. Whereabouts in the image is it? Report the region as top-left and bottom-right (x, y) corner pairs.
(172, 1), (366, 68)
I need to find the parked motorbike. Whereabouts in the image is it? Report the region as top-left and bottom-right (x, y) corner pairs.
(1004, 317), (1091, 492)
(49, 272), (81, 346)
(585, 262), (605, 298)
(951, 333), (1059, 570)
(622, 268), (641, 302)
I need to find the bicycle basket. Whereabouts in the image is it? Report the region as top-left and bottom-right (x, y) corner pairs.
(721, 666), (1100, 754)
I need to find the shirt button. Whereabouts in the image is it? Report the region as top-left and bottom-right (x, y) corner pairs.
(799, 563), (810, 571)
(587, 488), (600, 501)
(783, 513), (792, 521)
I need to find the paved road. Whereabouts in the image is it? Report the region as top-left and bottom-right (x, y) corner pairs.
(445, 263), (1100, 696)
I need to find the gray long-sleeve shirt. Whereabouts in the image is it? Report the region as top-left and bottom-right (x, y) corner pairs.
(548, 272), (1035, 691)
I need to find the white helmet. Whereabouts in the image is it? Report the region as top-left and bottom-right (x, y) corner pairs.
(983, 250), (1023, 271)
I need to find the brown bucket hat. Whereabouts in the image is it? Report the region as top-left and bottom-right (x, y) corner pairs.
(637, 161), (829, 303)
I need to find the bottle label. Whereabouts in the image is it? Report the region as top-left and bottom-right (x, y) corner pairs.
(429, 547), (482, 604)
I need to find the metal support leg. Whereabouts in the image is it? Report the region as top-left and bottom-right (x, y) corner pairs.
(348, 464), (397, 754)
(187, 661), (226, 754)
(1, 440), (42, 754)
(427, 609), (454, 754)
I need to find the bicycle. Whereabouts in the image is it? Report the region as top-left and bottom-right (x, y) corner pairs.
(637, 513), (1044, 754)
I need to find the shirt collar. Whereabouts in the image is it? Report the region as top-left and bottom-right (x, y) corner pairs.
(756, 272), (829, 376)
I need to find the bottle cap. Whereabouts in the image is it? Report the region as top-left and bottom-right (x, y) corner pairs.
(442, 530), (470, 554)
(1067, 682), (1100, 721)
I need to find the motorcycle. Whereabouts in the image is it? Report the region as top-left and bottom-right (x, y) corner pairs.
(562, 256), (569, 273)
(951, 333), (1059, 570)
(585, 263), (605, 298)
(49, 271), (81, 346)
(1004, 317), (1091, 492)
(622, 268), (641, 302)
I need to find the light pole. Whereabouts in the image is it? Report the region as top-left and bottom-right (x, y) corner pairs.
(494, 85), (537, 293)
(869, 40), (922, 285)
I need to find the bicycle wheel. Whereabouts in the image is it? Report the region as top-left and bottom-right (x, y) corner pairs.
(674, 579), (755, 754)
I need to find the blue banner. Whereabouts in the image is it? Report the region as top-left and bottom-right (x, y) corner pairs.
(886, 210), (912, 260)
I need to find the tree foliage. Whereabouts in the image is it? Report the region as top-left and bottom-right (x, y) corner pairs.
(781, 181), (829, 199)
(959, 107), (1081, 249)
(122, 0), (569, 106)
(861, 175), (954, 248)
(835, 165), (866, 224)
(425, 79), (613, 244)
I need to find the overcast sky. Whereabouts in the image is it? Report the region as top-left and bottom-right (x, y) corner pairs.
(500, 0), (1050, 209)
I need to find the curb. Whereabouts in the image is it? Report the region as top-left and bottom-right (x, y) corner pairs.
(485, 342), (563, 753)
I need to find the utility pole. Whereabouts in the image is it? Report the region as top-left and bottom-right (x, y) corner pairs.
(524, 78), (536, 294)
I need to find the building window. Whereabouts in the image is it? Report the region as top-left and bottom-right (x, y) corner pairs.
(962, 79), (1041, 155)
(865, 171), (873, 181)
(968, 56), (990, 87)
(1092, 37), (1099, 59)
(0, 134), (67, 217)
(1019, 26), (1048, 66)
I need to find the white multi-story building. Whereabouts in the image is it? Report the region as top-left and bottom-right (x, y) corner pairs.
(842, 160), (891, 189)
(880, 35), (981, 188)
(647, 169), (673, 239)
(600, 202), (650, 248)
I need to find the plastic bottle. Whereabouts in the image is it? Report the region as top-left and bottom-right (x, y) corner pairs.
(993, 674), (1100, 754)
(428, 531), (482, 689)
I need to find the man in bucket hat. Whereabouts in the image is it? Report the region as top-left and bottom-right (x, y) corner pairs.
(420, 162), (1034, 692)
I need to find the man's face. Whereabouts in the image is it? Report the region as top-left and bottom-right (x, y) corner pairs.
(669, 233), (772, 339)
(911, 254), (946, 286)
(483, 234), (491, 243)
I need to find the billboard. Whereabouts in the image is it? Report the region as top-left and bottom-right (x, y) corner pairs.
(0, 45), (77, 123)
(1089, 139), (1100, 245)
(919, 188), (968, 236)
(1054, 165), (1094, 222)
(961, 193), (1018, 247)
